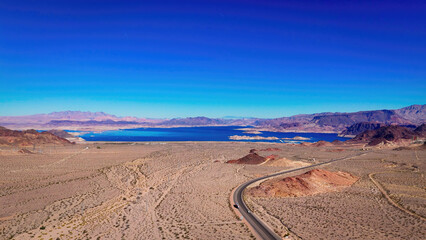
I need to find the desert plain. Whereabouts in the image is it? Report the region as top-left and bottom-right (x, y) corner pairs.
(0, 142), (425, 240)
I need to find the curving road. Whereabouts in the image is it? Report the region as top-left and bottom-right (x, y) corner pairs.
(232, 152), (366, 240)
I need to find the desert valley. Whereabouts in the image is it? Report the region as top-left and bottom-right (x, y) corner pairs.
(0, 105), (425, 240)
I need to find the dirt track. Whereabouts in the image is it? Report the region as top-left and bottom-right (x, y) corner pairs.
(369, 171), (426, 221)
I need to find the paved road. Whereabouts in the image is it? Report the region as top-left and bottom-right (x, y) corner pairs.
(232, 152), (366, 240)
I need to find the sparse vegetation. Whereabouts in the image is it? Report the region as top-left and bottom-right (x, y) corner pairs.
(0, 143), (424, 239)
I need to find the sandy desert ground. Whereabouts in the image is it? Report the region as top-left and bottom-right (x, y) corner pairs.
(0, 142), (425, 239)
(246, 147), (426, 240)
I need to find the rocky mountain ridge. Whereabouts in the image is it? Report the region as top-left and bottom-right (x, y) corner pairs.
(339, 122), (387, 137)
(0, 104), (424, 133)
(348, 124), (426, 146)
(0, 126), (72, 146)
(255, 105), (425, 133)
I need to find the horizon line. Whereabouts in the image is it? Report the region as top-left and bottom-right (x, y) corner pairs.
(1, 103), (424, 119)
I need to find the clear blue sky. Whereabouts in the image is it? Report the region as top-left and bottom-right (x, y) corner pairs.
(0, 0), (425, 118)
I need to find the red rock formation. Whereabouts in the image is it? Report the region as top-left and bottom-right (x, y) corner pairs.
(248, 169), (358, 197)
(226, 153), (267, 164)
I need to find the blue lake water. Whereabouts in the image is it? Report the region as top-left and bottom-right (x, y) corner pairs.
(78, 126), (350, 143)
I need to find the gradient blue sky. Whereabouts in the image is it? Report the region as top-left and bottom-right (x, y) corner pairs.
(1, 0), (425, 118)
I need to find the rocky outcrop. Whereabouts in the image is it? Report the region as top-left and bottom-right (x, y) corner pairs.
(46, 129), (74, 138)
(226, 153), (267, 164)
(348, 124), (425, 146)
(340, 122), (386, 137)
(414, 123), (426, 136)
(0, 126), (72, 146)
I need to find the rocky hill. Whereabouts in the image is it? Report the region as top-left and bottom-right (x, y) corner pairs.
(247, 169), (358, 197)
(46, 129), (74, 138)
(226, 152), (267, 164)
(340, 122), (386, 137)
(348, 124), (425, 146)
(0, 126), (72, 146)
(414, 123), (426, 135)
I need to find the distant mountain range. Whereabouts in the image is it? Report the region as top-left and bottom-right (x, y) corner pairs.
(0, 111), (158, 124)
(254, 104), (425, 133)
(0, 111), (162, 130)
(0, 104), (424, 133)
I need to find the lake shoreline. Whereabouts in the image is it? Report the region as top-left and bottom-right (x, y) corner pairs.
(75, 126), (351, 143)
